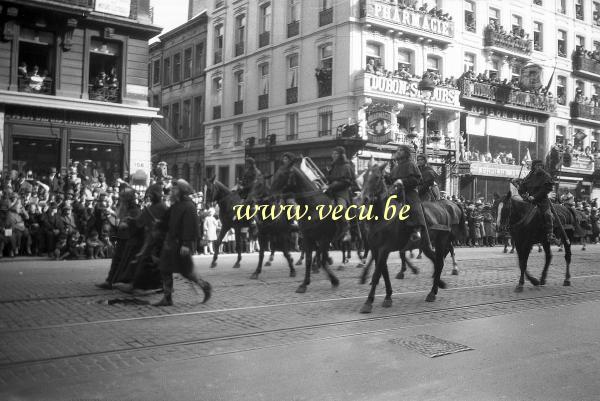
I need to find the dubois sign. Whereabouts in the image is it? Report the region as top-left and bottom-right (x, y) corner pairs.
(365, 74), (461, 107)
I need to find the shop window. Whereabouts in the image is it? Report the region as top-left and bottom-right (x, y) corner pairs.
(153, 59), (161, 85)
(206, 165), (215, 180)
(89, 38), (122, 103)
(557, 76), (567, 105)
(463, 53), (475, 72)
(464, 1), (476, 33)
(17, 28), (55, 95)
(557, 30), (567, 57)
(12, 137), (60, 177)
(533, 22), (543, 51)
(218, 166), (230, 187)
(69, 142), (123, 183)
(397, 49), (413, 75)
(183, 48), (192, 80)
(366, 42), (382, 72)
(194, 42), (205, 76)
(489, 136), (519, 165)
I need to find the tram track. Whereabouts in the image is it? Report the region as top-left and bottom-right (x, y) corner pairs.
(2, 281), (600, 370)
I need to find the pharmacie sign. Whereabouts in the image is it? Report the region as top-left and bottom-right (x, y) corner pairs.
(365, 0), (454, 38)
(365, 74), (461, 107)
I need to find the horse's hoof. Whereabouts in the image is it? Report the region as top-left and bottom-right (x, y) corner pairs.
(425, 293), (436, 302)
(396, 272), (405, 280)
(382, 298), (392, 308)
(296, 285), (307, 294)
(510, 249), (515, 254)
(232, 262), (240, 269)
(503, 248), (508, 253)
(451, 268), (459, 276)
(360, 303), (373, 314)
(289, 269), (296, 278)
(331, 277), (340, 288)
(295, 260), (303, 266)
(265, 261), (272, 267)
(210, 261), (217, 269)
(563, 280), (571, 286)
(438, 280), (447, 289)
(515, 285), (524, 293)
(250, 273), (258, 280)
(540, 279), (546, 286)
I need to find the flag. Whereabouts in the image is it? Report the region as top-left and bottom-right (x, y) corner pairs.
(521, 148), (531, 166)
(544, 63), (557, 93)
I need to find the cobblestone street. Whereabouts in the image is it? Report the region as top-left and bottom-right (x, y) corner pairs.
(1, 245), (600, 400)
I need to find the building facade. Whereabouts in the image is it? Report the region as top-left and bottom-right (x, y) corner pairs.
(0, 0), (160, 184)
(148, 11), (207, 191)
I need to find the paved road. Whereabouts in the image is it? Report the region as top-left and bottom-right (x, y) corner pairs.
(0, 245), (599, 400)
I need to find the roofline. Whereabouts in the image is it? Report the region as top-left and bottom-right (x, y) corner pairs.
(157, 10), (207, 42)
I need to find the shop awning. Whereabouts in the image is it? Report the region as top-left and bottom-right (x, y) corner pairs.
(467, 115), (537, 142)
(151, 120), (183, 154)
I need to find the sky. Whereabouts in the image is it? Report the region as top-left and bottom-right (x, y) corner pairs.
(150, 0), (189, 42)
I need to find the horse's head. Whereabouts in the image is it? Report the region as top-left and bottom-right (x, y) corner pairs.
(361, 163), (388, 206)
(204, 175), (228, 204)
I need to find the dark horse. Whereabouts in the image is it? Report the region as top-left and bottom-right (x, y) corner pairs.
(498, 193), (577, 290)
(203, 177), (245, 269)
(359, 163), (466, 313)
(245, 175), (296, 279)
(270, 162), (340, 293)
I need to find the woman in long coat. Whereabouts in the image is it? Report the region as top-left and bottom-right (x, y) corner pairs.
(153, 179), (211, 306)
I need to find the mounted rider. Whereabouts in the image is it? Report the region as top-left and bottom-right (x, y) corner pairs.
(389, 145), (429, 243)
(518, 159), (556, 243)
(324, 146), (355, 241)
(239, 157), (263, 200)
(277, 152), (298, 206)
(416, 154), (440, 201)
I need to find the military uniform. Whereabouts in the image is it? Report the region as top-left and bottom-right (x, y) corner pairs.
(417, 163), (440, 201)
(389, 156), (426, 228)
(239, 159), (262, 199)
(325, 155), (354, 207)
(518, 163), (554, 237)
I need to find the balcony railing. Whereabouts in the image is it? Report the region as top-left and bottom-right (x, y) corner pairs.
(18, 76), (53, 96)
(214, 49), (222, 64)
(258, 137), (266, 145)
(319, 7), (333, 26)
(562, 156), (595, 172)
(258, 94), (269, 110)
(571, 102), (600, 122)
(573, 54), (600, 79)
(318, 129), (332, 137)
(259, 31), (270, 48)
(484, 26), (532, 55)
(88, 85), (120, 103)
(213, 105), (221, 120)
(234, 100), (243, 115)
(460, 78), (555, 112)
(235, 42), (244, 57)
(286, 87), (298, 104)
(286, 134), (298, 140)
(287, 20), (300, 38)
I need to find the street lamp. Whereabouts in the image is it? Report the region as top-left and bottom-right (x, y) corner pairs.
(418, 75), (436, 155)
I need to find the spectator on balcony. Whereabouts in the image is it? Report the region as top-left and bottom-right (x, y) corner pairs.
(366, 59), (376, 73)
(93, 72), (107, 90)
(28, 66), (44, 92)
(107, 67), (119, 89)
(419, 2), (428, 13)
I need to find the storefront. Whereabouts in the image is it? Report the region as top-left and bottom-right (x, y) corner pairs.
(458, 161), (523, 201)
(3, 106), (130, 181)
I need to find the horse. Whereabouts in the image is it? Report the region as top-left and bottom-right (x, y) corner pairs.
(245, 175), (296, 279)
(270, 162), (340, 293)
(359, 163), (466, 313)
(203, 177), (245, 269)
(497, 193), (577, 291)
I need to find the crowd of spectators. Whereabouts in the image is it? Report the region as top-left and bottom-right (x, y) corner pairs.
(17, 62), (52, 93)
(365, 60), (458, 89)
(392, 0), (453, 21)
(460, 70), (554, 97)
(485, 20), (532, 52)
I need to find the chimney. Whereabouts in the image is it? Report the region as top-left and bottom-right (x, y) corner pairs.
(188, 0), (208, 20)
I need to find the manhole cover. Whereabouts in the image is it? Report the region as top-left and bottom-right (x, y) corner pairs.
(389, 334), (473, 358)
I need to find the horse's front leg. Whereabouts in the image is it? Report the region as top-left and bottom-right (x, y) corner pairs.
(540, 241), (552, 286)
(360, 248), (381, 314)
(211, 225), (229, 268)
(250, 236), (266, 279)
(283, 248), (296, 277)
(319, 242), (339, 288)
(297, 243), (312, 293)
(563, 232), (573, 286)
(380, 249), (393, 308)
(396, 252), (407, 279)
(233, 228), (242, 268)
(450, 244), (459, 275)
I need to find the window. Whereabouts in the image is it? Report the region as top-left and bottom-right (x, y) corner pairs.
(288, 0), (300, 22)
(559, 0), (566, 14)
(557, 30), (567, 57)
(260, 63), (269, 95)
(319, 0), (333, 26)
(464, 1), (476, 32)
(511, 15), (522, 35)
(317, 44), (333, 97)
(576, 35), (585, 50)
(288, 54), (298, 88)
(183, 48), (192, 80)
(163, 56), (171, 85)
(576, 80), (585, 97)
(234, 123), (243, 145)
(88, 38), (122, 103)
(214, 24), (224, 64)
(194, 42), (205, 76)
(464, 53), (475, 72)
(260, 3), (272, 33)
(193, 96), (203, 137)
(153, 59), (160, 85)
(218, 166), (229, 186)
(397, 49), (413, 74)
(287, 112), (298, 139)
(173, 52), (181, 83)
(557, 76), (567, 105)
(533, 22), (543, 51)
(213, 77), (223, 107)
(152, 94), (159, 107)
(595, 2), (600, 26)
(511, 64), (521, 81)
(575, 0), (584, 20)
(318, 107), (333, 137)
(182, 99), (191, 138)
(235, 70), (244, 101)
(489, 8), (500, 25)
(171, 102), (180, 138)
(213, 126), (221, 148)
(259, 118), (269, 141)
(489, 60), (499, 79)
(556, 126), (566, 146)
(17, 28), (56, 96)
(235, 14), (246, 56)
(426, 55), (441, 74)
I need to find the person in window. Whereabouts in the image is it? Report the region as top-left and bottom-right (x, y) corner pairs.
(366, 59), (376, 73)
(28, 66), (44, 92)
(107, 67), (119, 88)
(18, 62), (28, 80)
(94, 72), (106, 89)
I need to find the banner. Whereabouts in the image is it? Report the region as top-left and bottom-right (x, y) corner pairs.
(95, 0), (131, 17)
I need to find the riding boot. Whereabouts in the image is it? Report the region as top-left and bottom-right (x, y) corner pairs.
(153, 273), (173, 306)
(186, 272), (212, 303)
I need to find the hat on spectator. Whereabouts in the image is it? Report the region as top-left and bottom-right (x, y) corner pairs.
(49, 167), (57, 174)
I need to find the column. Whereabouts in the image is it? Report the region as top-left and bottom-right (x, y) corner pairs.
(129, 121), (152, 184)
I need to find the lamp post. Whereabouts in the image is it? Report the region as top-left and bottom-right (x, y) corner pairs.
(418, 75), (436, 156)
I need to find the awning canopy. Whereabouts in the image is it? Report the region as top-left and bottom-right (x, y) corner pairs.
(151, 120), (183, 155)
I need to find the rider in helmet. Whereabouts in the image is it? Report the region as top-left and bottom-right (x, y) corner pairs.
(518, 159), (556, 243)
(389, 146), (428, 243)
(239, 157), (262, 200)
(416, 154), (440, 201)
(325, 146), (355, 241)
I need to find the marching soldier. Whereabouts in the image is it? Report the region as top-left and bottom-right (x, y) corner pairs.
(324, 146), (355, 241)
(518, 160), (556, 243)
(416, 154), (440, 201)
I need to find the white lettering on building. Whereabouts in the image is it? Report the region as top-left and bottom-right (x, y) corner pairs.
(366, 1), (453, 37)
(366, 75), (461, 107)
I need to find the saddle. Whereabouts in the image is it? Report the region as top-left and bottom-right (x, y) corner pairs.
(421, 201), (455, 232)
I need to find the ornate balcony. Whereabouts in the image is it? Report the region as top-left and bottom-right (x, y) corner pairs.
(460, 78), (555, 113)
(213, 105), (221, 120)
(319, 7), (333, 26)
(359, 0), (454, 44)
(484, 25), (532, 59)
(88, 85), (120, 103)
(234, 100), (243, 115)
(573, 53), (600, 81)
(258, 94), (269, 110)
(286, 87), (298, 104)
(259, 31), (270, 48)
(571, 102), (600, 123)
(562, 156), (595, 174)
(18, 77), (53, 96)
(287, 20), (299, 38)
